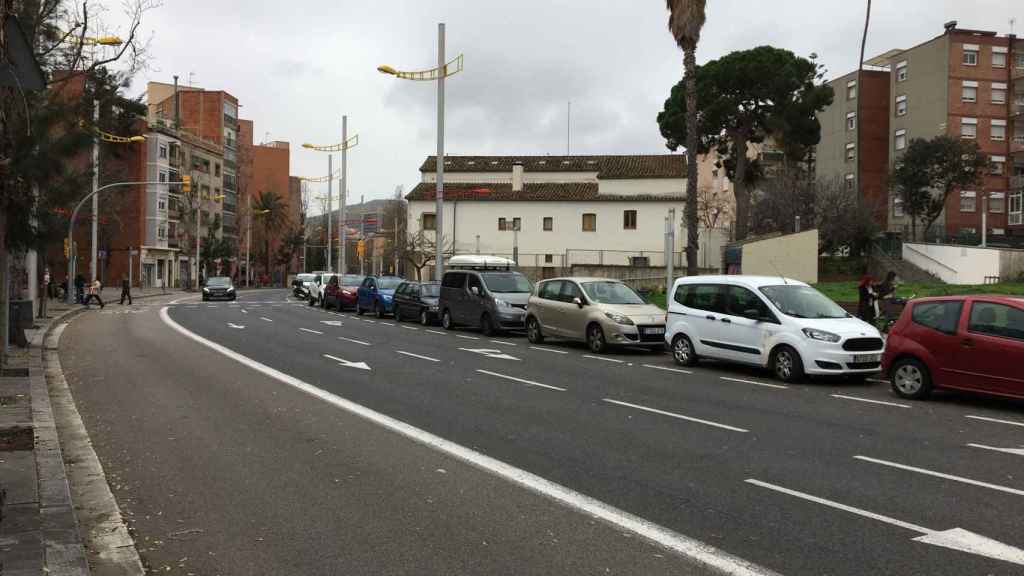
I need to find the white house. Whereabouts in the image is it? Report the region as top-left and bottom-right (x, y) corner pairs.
(407, 155), (729, 273)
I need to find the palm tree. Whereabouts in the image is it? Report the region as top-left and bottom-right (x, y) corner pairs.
(667, 0), (707, 277)
(252, 190), (290, 284)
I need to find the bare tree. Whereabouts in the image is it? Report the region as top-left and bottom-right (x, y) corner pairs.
(402, 231), (451, 281)
(696, 185), (732, 230)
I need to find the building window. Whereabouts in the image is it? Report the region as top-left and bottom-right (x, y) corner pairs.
(894, 196), (905, 218)
(895, 95), (907, 116)
(159, 144), (167, 159)
(992, 228), (1006, 235)
(895, 129), (907, 150)
(623, 210), (637, 229)
(992, 51), (1007, 68)
(157, 225), (167, 240)
(846, 80), (856, 100)
(582, 213), (597, 232)
(962, 46), (978, 66)
(845, 142), (856, 161)
(542, 216), (553, 231)
(991, 156), (1006, 175)
(629, 256), (650, 267)
(960, 118), (977, 139)
(961, 227), (977, 235)
(992, 84), (1007, 104)
(896, 60), (907, 82)
(512, 217), (521, 231)
(544, 254), (553, 264)
(846, 112), (856, 130)
(991, 121), (1006, 142)
(990, 192), (1006, 213)
(1017, 53), (1024, 69)
(961, 82), (977, 103)
(960, 190), (977, 212)
(215, 163), (221, 177)
(157, 195), (167, 212)
(845, 174), (855, 191)
(1011, 192), (1023, 226)
(422, 213), (436, 231)
(159, 170), (167, 183)
(498, 217), (506, 230)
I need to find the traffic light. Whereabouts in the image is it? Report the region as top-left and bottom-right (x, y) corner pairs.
(357, 240), (365, 258)
(63, 238), (69, 258)
(181, 175), (191, 194)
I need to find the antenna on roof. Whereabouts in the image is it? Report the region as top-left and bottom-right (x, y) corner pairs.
(1011, 18), (1017, 35)
(769, 260), (789, 285)
(943, 20), (957, 32)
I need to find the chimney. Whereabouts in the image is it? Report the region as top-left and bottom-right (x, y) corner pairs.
(512, 161), (524, 192)
(173, 75), (180, 130)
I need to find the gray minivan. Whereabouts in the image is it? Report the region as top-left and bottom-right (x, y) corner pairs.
(439, 266), (533, 336)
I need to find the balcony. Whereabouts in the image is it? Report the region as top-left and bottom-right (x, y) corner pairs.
(1013, 175), (1024, 191)
(1013, 134), (1024, 155)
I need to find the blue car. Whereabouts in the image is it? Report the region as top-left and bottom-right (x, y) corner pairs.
(355, 276), (404, 318)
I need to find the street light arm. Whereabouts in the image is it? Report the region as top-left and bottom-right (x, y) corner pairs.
(377, 54), (464, 81)
(302, 134), (359, 153)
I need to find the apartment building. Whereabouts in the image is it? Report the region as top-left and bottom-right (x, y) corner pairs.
(816, 24), (1024, 240)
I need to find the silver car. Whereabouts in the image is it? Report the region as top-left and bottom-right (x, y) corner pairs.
(526, 278), (666, 353)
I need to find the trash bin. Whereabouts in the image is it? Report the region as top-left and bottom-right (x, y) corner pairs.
(7, 300), (33, 347)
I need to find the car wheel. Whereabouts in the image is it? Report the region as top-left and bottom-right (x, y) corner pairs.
(480, 313), (496, 337)
(394, 306), (403, 322)
(375, 301), (385, 319)
(442, 309), (455, 330)
(771, 345), (805, 383)
(420, 309), (430, 326)
(526, 316), (544, 344)
(890, 358), (932, 400)
(308, 295), (316, 307)
(356, 302), (365, 316)
(671, 334), (697, 366)
(587, 323), (607, 354)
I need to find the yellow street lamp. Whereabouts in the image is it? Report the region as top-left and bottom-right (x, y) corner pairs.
(302, 121), (359, 273)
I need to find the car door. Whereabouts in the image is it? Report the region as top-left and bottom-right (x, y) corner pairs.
(533, 280), (564, 336)
(465, 274), (485, 326)
(904, 299), (967, 389)
(406, 284), (422, 317)
(558, 281), (588, 341)
(957, 300), (1024, 396)
(359, 278), (375, 309)
(679, 284), (728, 359)
(717, 284), (775, 365)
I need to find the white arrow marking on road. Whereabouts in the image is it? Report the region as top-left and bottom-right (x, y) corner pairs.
(320, 320), (344, 326)
(322, 353), (371, 371)
(967, 443), (1024, 457)
(228, 323), (245, 329)
(746, 479), (1024, 566)
(457, 348), (520, 361)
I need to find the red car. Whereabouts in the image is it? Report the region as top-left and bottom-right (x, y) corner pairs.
(882, 295), (1024, 400)
(323, 274), (366, 311)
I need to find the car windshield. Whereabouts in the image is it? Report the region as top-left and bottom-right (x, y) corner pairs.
(296, 274), (315, 282)
(377, 277), (403, 290)
(206, 277), (231, 287)
(481, 272), (532, 293)
(759, 285), (848, 319)
(581, 281), (645, 305)
(421, 284), (440, 297)
(342, 275), (365, 286)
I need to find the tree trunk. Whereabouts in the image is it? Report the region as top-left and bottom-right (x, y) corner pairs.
(733, 133), (751, 241)
(683, 48), (700, 276)
(0, 212), (7, 366)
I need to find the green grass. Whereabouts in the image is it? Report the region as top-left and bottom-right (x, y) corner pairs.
(645, 282), (1024, 309)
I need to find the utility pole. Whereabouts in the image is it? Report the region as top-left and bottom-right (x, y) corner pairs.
(195, 183), (201, 289)
(435, 22), (446, 281)
(340, 116), (347, 275)
(327, 154), (333, 272)
(246, 194), (252, 287)
(665, 208), (676, 297)
(567, 100), (571, 155)
(90, 100), (100, 281)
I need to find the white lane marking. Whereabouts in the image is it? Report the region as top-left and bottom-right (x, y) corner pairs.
(159, 306), (776, 576)
(456, 334), (481, 340)
(322, 353), (371, 371)
(490, 339), (517, 346)
(720, 376), (788, 390)
(458, 348), (520, 361)
(248, 304), (261, 308)
(240, 309), (249, 314)
(299, 328), (324, 335)
(380, 322), (396, 327)
(397, 351), (440, 363)
(583, 354), (626, 364)
(338, 337), (371, 346)
(854, 455), (1024, 497)
(968, 443), (1024, 457)
(260, 317), (273, 322)
(966, 415), (1024, 428)
(186, 306), (199, 310)
(476, 370), (566, 392)
(530, 346), (568, 355)
(831, 394), (910, 408)
(402, 326), (420, 331)
(363, 319), (377, 324)
(206, 305), (218, 308)
(642, 364), (693, 375)
(746, 478), (1024, 566)
(320, 320), (344, 326)
(426, 329), (447, 335)
(227, 323), (245, 329)
(603, 398), (748, 433)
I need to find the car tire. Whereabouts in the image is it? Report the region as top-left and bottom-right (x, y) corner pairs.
(587, 323), (607, 354)
(771, 345), (805, 383)
(420, 309), (430, 326)
(394, 306), (403, 322)
(308, 295), (316, 307)
(375, 301), (385, 319)
(442, 309), (455, 330)
(890, 358), (932, 400)
(356, 302), (365, 316)
(526, 316), (544, 344)
(321, 297), (327, 309)
(480, 313), (496, 337)
(671, 334), (697, 366)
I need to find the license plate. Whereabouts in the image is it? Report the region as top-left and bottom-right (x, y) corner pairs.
(642, 327), (666, 335)
(853, 354), (881, 363)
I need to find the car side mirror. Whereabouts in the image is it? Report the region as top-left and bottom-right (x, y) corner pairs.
(573, 297), (584, 309)
(470, 286), (480, 296)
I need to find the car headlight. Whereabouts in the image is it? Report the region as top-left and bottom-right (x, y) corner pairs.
(381, 294), (392, 301)
(202, 287), (209, 293)
(494, 298), (512, 308)
(342, 289), (353, 295)
(604, 312), (634, 325)
(429, 305), (439, 311)
(227, 287), (235, 292)
(802, 328), (841, 342)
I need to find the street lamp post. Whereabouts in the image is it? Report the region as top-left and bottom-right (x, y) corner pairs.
(378, 23), (463, 281)
(90, 101), (99, 282)
(327, 154), (333, 272)
(340, 115), (347, 275)
(302, 127), (359, 275)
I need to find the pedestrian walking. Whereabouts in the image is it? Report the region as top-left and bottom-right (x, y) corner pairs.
(74, 273), (86, 304)
(857, 275), (877, 325)
(119, 275), (132, 305)
(82, 278), (105, 309)
(38, 269), (50, 318)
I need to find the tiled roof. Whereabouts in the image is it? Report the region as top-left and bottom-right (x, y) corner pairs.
(418, 155), (686, 179)
(406, 182), (683, 202)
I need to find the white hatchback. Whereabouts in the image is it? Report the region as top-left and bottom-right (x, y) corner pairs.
(665, 275), (884, 382)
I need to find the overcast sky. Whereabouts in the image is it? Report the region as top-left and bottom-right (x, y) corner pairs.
(108, 0), (1021, 212)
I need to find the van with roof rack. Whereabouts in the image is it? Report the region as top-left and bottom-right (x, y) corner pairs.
(438, 255), (533, 335)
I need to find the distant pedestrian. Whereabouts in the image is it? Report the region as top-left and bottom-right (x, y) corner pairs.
(119, 275), (132, 305)
(83, 278), (105, 309)
(873, 271), (899, 321)
(74, 274), (86, 303)
(38, 269), (51, 318)
(857, 275), (877, 324)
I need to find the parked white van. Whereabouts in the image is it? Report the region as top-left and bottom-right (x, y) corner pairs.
(665, 275), (884, 382)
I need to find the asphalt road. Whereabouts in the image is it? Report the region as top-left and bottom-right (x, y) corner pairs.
(61, 289), (1024, 575)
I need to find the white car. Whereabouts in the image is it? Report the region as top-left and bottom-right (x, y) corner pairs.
(308, 273), (338, 307)
(665, 275), (884, 382)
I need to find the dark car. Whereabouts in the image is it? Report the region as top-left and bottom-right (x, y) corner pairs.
(202, 276), (236, 301)
(882, 295), (1024, 400)
(324, 274), (366, 311)
(393, 281), (441, 325)
(356, 276), (404, 318)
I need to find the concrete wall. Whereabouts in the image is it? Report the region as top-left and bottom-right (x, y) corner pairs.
(902, 242), (1001, 284)
(740, 230), (820, 284)
(999, 248), (1024, 281)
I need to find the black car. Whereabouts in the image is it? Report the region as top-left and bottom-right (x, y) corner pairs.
(393, 281), (441, 325)
(202, 276), (236, 301)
